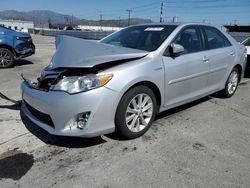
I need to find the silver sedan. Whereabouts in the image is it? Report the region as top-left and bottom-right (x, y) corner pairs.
(21, 23), (247, 139)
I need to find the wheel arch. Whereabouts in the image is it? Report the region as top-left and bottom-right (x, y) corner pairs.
(123, 81), (162, 113)
(0, 44), (16, 57)
(234, 64), (243, 82)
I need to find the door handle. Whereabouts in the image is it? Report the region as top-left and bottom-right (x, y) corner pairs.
(230, 51), (235, 56)
(203, 56), (209, 63)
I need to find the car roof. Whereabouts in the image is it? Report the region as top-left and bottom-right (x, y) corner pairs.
(133, 22), (220, 28)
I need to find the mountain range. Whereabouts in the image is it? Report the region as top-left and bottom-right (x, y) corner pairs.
(0, 10), (153, 27)
(0, 10), (78, 24)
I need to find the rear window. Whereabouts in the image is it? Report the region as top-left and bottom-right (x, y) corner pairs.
(203, 26), (231, 50)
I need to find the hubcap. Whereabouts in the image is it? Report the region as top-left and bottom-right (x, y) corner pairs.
(0, 50), (12, 67)
(125, 93), (153, 133)
(227, 71), (238, 95)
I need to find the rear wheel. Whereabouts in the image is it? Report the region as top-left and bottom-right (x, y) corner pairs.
(220, 67), (240, 98)
(115, 86), (157, 139)
(0, 48), (14, 68)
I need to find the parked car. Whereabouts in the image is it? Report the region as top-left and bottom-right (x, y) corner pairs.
(0, 26), (35, 68)
(241, 37), (250, 76)
(21, 23), (247, 139)
(242, 37), (250, 55)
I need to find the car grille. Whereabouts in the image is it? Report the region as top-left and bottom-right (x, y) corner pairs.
(24, 100), (55, 128)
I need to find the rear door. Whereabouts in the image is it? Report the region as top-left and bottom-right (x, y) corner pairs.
(162, 26), (209, 108)
(201, 26), (235, 91)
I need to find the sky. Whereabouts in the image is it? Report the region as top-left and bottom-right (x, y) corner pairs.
(1, 0), (250, 25)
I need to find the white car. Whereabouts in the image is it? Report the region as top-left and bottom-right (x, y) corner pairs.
(242, 37), (250, 76)
(21, 23), (246, 139)
(242, 37), (250, 55)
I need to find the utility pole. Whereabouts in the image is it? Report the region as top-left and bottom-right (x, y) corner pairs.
(160, 1), (164, 23)
(99, 11), (103, 31)
(64, 15), (69, 24)
(234, 20), (237, 25)
(118, 16), (121, 29)
(172, 16), (178, 23)
(126, 9), (132, 26)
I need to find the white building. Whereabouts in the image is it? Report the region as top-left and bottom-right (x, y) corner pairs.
(77, 25), (121, 31)
(0, 19), (34, 32)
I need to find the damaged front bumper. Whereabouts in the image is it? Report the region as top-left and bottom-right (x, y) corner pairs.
(21, 81), (119, 137)
(15, 41), (35, 58)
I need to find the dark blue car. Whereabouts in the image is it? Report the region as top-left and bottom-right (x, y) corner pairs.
(0, 26), (35, 68)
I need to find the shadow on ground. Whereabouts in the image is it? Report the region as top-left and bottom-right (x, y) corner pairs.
(0, 149), (34, 181)
(20, 111), (106, 148)
(106, 96), (212, 140)
(156, 96), (211, 120)
(0, 101), (21, 111)
(14, 59), (33, 67)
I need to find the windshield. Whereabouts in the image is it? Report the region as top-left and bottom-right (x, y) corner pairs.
(101, 25), (177, 52)
(242, 38), (250, 46)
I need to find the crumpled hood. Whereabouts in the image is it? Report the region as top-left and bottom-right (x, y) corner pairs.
(50, 35), (148, 69)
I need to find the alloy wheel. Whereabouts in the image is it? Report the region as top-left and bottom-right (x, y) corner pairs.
(227, 70), (239, 95)
(125, 93), (153, 133)
(0, 49), (13, 67)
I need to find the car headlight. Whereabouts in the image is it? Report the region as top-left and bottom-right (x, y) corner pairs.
(16, 36), (31, 41)
(50, 74), (113, 94)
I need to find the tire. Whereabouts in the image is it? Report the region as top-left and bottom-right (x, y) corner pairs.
(0, 48), (15, 68)
(220, 67), (240, 98)
(115, 86), (157, 139)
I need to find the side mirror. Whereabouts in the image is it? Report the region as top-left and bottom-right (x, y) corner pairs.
(171, 43), (184, 54)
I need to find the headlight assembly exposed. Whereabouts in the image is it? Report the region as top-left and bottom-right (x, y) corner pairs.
(50, 74), (113, 94)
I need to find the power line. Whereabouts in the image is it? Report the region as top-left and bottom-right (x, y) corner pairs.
(164, 4), (250, 9)
(63, 0), (249, 25)
(128, 2), (160, 10)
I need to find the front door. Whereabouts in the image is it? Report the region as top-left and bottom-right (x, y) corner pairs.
(162, 26), (209, 109)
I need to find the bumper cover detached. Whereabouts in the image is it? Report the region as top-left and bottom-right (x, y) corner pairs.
(16, 43), (35, 58)
(21, 82), (119, 137)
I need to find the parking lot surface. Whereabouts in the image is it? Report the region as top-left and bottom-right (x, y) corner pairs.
(0, 35), (250, 188)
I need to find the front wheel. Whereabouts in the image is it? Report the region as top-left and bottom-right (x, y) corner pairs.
(0, 48), (14, 68)
(115, 86), (157, 139)
(220, 67), (240, 98)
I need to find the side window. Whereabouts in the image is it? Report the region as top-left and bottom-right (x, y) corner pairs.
(203, 27), (231, 50)
(173, 27), (203, 54)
